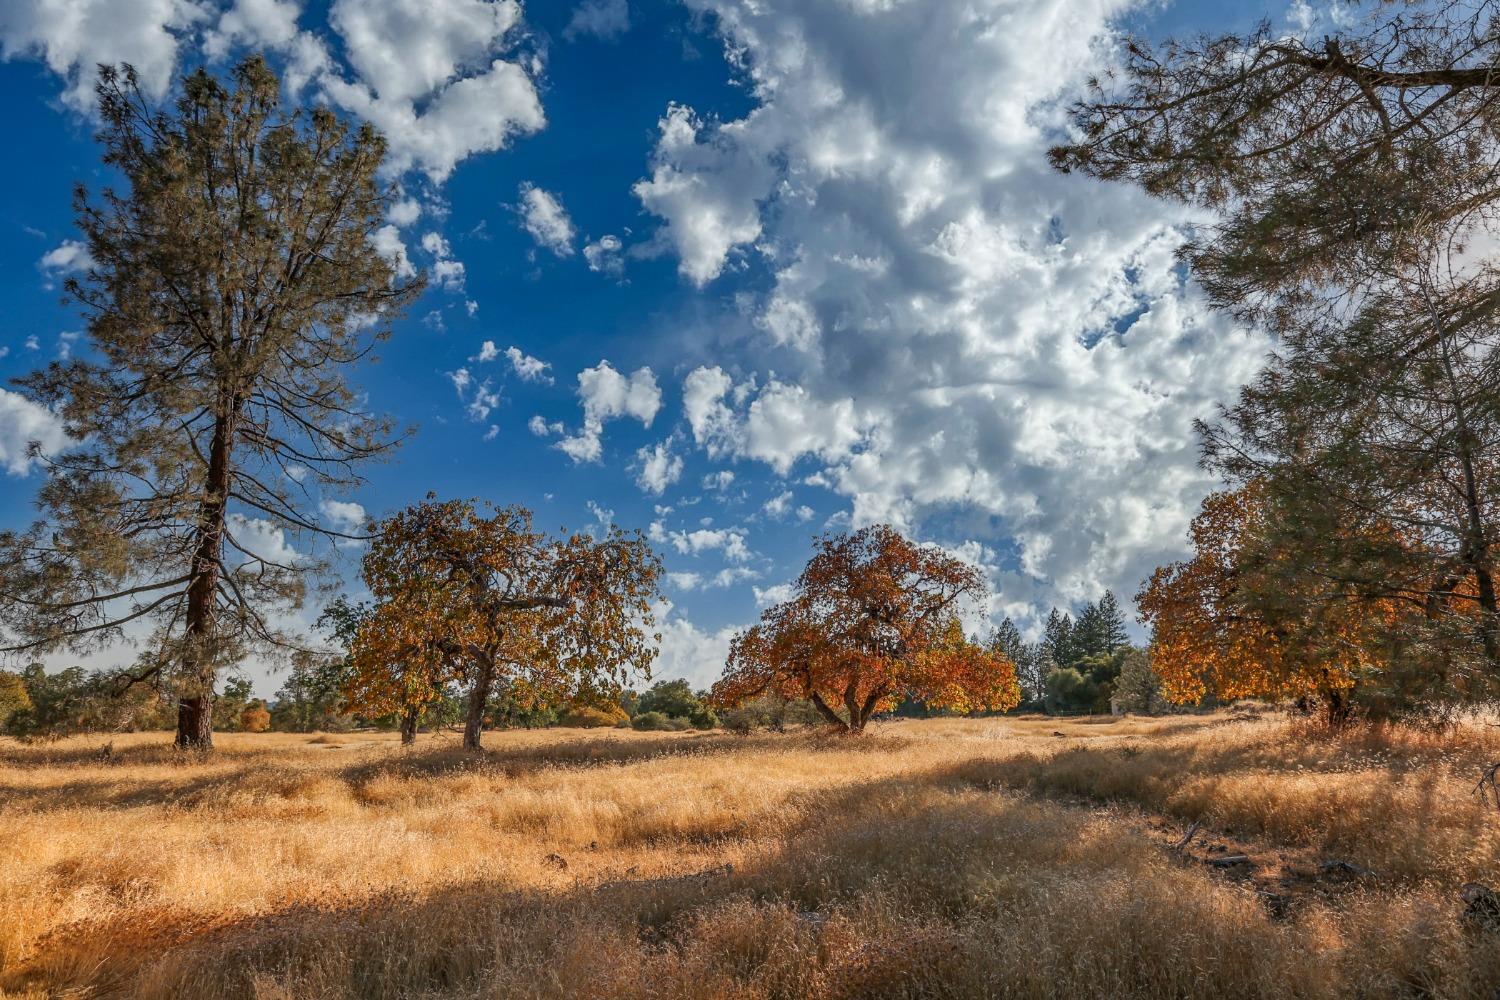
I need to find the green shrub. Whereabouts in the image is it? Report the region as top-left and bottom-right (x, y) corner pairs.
(719, 694), (820, 733)
(0, 672), (33, 731)
(722, 707), (755, 735)
(634, 679), (718, 729)
(3, 663), (175, 740)
(631, 710), (672, 731)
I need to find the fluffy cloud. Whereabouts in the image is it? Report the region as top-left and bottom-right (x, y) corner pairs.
(651, 603), (740, 689)
(318, 497), (367, 534)
(0, 0), (204, 109)
(583, 234), (624, 277)
(557, 361), (661, 463)
(682, 365), (741, 458)
(370, 225), (415, 280)
(633, 438), (683, 495)
(447, 366), (500, 422)
(633, 105), (772, 285)
(420, 235), (465, 293)
(642, 0), (1272, 626)
(4, 0), (544, 185)
(203, 0), (300, 60)
(656, 524), (751, 562)
(37, 240), (93, 286)
(388, 197), (422, 227)
(752, 581), (794, 607)
(680, 367), (868, 475)
(761, 490), (792, 519)
(667, 566), (759, 591)
(564, 0), (629, 41)
(420, 231), (466, 291)
(226, 512), (303, 569)
(0, 390), (68, 476)
(517, 183), (576, 256)
(321, 0), (544, 180)
(505, 346), (552, 383)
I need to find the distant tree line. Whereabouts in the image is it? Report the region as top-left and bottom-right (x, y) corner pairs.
(984, 591), (1164, 715)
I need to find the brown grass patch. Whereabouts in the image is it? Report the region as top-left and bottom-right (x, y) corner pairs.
(5, 715), (1500, 997)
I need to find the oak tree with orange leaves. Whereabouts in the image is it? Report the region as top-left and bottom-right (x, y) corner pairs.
(1138, 483), (1410, 722)
(350, 496), (662, 749)
(713, 525), (1020, 733)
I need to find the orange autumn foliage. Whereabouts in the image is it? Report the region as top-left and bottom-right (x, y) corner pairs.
(1137, 484), (1398, 710)
(238, 702), (271, 733)
(712, 525), (1020, 732)
(347, 496), (662, 749)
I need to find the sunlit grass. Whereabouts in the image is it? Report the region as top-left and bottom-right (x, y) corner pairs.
(4, 713), (1500, 998)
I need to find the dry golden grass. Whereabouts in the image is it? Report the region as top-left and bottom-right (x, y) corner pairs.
(5, 713), (1500, 998)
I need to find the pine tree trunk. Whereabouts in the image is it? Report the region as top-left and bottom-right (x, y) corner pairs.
(175, 406), (238, 750)
(176, 694), (214, 749)
(1432, 303), (1500, 666)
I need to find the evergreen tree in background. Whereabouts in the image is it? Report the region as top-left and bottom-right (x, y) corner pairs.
(1114, 647), (1166, 715)
(1097, 591), (1129, 653)
(1073, 601), (1105, 660)
(1042, 609), (1074, 668)
(989, 617), (1042, 702)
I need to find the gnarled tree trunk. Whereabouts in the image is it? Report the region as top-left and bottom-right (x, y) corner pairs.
(400, 704), (419, 745)
(464, 653), (496, 751)
(808, 691), (850, 732)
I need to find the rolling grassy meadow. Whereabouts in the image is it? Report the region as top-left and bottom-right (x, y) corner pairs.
(6, 711), (1500, 999)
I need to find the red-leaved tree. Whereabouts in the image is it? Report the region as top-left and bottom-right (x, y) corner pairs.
(712, 525), (1020, 732)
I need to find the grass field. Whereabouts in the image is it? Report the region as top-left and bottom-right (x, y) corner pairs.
(6, 712), (1500, 998)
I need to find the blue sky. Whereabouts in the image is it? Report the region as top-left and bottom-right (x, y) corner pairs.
(0, 0), (1293, 695)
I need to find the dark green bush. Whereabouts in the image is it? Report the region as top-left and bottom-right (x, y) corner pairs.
(631, 710), (672, 731)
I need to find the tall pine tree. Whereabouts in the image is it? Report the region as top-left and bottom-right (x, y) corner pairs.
(1097, 591), (1129, 653)
(1042, 609), (1075, 667)
(0, 58), (421, 747)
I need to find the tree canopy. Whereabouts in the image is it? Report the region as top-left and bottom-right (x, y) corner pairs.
(1051, 4), (1500, 319)
(1058, 3), (1500, 717)
(713, 525), (1020, 732)
(1137, 483), (1413, 719)
(349, 496), (662, 749)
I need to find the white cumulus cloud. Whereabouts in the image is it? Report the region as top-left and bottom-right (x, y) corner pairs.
(641, 0), (1272, 629)
(634, 438), (683, 496)
(321, 0), (544, 180)
(557, 361), (661, 463)
(517, 182), (576, 257)
(0, 389), (68, 476)
(505, 346), (553, 383)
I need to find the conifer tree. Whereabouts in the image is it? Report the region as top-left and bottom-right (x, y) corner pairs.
(1042, 609), (1075, 667)
(1096, 591), (1129, 653)
(0, 58), (421, 747)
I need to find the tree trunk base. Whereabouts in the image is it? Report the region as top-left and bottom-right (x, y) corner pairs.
(175, 696), (214, 750)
